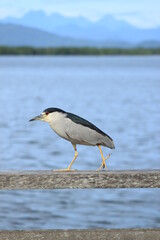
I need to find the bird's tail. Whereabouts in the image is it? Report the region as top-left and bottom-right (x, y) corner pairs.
(102, 135), (115, 149)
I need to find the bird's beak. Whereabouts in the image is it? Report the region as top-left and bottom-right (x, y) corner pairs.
(29, 114), (45, 122)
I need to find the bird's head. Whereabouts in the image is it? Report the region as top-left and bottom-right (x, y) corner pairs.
(29, 108), (66, 123)
(29, 110), (51, 122)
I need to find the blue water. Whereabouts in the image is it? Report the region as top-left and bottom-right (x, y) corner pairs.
(0, 56), (160, 229)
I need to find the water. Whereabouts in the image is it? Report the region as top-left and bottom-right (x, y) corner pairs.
(0, 56), (160, 229)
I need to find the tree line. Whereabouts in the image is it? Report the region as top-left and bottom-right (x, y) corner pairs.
(0, 46), (160, 55)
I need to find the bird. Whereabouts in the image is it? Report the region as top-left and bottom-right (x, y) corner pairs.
(29, 107), (115, 171)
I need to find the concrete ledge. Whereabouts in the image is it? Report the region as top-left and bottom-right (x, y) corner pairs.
(0, 229), (160, 240)
(0, 170), (160, 190)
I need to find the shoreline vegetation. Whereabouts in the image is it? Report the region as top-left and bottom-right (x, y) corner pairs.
(0, 46), (160, 55)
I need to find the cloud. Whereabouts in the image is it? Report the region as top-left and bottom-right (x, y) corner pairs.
(0, 7), (22, 18)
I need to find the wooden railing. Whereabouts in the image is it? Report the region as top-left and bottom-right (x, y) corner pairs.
(0, 170), (160, 240)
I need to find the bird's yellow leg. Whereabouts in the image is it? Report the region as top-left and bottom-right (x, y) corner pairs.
(66, 144), (78, 170)
(97, 145), (111, 171)
(54, 144), (78, 172)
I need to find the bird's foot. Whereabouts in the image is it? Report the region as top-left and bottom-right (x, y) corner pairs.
(96, 162), (107, 171)
(53, 168), (77, 172)
(96, 153), (111, 172)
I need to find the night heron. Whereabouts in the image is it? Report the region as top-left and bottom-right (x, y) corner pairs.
(29, 108), (115, 171)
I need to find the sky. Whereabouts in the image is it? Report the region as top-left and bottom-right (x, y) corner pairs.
(0, 0), (160, 28)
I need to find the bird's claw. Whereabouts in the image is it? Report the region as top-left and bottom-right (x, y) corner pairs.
(97, 153), (112, 172)
(96, 163), (107, 172)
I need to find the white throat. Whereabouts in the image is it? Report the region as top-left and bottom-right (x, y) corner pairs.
(46, 111), (66, 126)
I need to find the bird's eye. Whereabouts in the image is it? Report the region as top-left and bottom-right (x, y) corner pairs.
(45, 112), (49, 115)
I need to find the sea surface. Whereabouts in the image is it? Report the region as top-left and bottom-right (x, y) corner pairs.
(0, 56), (160, 230)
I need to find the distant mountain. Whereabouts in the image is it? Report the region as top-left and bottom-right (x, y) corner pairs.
(1, 11), (92, 35)
(0, 23), (160, 48)
(1, 10), (160, 45)
(0, 23), (92, 47)
(138, 41), (160, 48)
(1, 23), (134, 48)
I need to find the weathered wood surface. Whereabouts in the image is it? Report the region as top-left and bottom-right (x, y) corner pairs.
(0, 170), (160, 190)
(0, 229), (160, 240)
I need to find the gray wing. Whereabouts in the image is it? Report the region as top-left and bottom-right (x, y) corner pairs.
(66, 112), (115, 148)
(66, 113), (112, 140)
